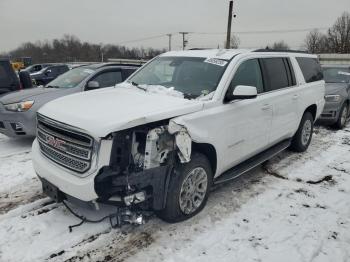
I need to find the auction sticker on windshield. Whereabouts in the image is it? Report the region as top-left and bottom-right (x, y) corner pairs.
(204, 58), (228, 67)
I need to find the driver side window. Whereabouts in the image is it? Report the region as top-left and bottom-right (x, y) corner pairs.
(92, 71), (122, 88)
(230, 59), (264, 94)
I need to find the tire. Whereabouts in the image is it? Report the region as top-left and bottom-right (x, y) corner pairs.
(334, 103), (348, 130)
(157, 152), (213, 223)
(290, 111), (314, 152)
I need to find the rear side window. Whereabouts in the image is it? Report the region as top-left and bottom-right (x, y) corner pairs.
(296, 57), (323, 83)
(261, 58), (290, 92)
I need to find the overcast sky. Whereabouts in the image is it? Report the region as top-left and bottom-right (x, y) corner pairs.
(0, 0), (349, 52)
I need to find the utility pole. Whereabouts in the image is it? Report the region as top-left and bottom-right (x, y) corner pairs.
(167, 34), (172, 51)
(179, 32), (189, 50)
(226, 1), (233, 49)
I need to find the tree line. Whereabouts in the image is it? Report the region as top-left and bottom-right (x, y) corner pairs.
(1, 35), (166, 63)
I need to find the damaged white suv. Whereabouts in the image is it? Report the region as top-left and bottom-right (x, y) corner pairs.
(32, 49), (325, 222)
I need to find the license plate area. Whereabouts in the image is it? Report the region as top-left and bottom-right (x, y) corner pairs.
(41, 178), (65, 203)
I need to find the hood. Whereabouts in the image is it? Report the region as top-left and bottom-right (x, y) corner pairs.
(38, 86), (204, 138)
(325, 83), (348, 95)
(0, 87), (58, 104)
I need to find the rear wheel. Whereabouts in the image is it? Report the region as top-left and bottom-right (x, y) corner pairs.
(157, 153), (212, 223)
(334, 103), (348, 129)
(290, 111), (314, 152)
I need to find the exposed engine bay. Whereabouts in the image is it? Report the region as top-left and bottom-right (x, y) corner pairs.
(94, 121), (192, 210)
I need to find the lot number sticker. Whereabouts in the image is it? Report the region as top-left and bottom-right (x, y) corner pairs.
(204, 58), (228, 67)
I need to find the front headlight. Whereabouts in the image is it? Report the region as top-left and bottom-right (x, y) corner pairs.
(4, 101), (34, 112)
(325, 95), (341, 103)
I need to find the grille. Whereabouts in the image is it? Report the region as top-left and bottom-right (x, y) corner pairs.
(37, 114), (94, 173)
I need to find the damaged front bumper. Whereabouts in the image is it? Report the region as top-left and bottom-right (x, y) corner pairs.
(94, 165), (173, 210)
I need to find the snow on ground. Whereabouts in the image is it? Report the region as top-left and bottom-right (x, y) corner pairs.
(0, 125), (350, 262)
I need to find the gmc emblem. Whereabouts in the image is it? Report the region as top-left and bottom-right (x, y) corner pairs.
(46, 135), (66, 151)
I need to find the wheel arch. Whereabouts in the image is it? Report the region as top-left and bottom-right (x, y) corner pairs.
(192, 142), (217, 176)
(304, 104), (317, 121)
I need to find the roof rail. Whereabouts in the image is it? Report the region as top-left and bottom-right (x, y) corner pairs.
(188, 48), (214, 50)
(107, 58), (148, 65)
(254, 49), (309, 54)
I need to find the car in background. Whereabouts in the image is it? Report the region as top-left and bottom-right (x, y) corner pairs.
(23, 63), (53, 74)
(0, 63), (140, 137)
(0, 58), (21, 96)
(318, 65), (350, 129)
(30, 64), (69, 86)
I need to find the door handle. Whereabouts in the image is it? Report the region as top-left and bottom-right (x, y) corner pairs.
(261, 104), (271, 111)
(292, 94), (299, 100)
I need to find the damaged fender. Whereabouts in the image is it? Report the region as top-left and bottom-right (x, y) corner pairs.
(168, 121), (192, 163)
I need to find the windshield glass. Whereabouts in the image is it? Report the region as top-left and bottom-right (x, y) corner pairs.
(323, 67), (350, 83)
(47, 67), (95, 88)
(128, 56), (229, 98)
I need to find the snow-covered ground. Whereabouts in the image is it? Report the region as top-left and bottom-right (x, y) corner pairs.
(0, 125), (350, 262)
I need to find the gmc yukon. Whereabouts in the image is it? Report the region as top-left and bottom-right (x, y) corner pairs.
(32, 49), (325, 223)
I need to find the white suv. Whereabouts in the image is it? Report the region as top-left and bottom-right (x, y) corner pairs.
(32, 49), (325, 222)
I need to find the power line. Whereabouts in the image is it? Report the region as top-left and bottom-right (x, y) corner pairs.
(117, 34), (168, 45)
(195, 27), (329, 35)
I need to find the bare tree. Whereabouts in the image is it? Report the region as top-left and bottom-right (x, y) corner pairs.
(224, 34), (240, 49)
(304, 29), (328, 53)
(266, 41), (290, 50)
(327, 12), (350, 53)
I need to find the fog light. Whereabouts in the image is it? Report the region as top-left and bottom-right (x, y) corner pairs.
(10, 123), (23, 131)
(124, 191), (146, 206)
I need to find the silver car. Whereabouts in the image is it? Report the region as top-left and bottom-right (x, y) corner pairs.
(0, 63), (139, 137)
(318, 65), (350, 129)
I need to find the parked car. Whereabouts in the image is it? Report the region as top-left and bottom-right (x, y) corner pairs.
(318, 65), (350, 129)
(0, 58), (21, 96)
(30, 64), (69, 86)
(32, 49), (325, 223)
(23, 63), (53, 74)
(0, 63), (139, 137)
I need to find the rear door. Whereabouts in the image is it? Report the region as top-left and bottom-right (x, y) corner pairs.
(260, 57), (299, 144)
(0, 60), (20, 95)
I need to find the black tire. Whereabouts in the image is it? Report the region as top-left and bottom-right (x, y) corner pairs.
(157, 152), (213, 223)
(290, 111), (314, 152)
(334, 103), (348, 130)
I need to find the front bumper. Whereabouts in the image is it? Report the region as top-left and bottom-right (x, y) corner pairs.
(0, 104), (36, 137)
(32, 139), (99, 201)
(33, 139), (172, 209)
(317, 101), (342, 124)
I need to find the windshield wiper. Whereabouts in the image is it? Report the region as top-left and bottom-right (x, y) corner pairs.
(131, 81), (147, 91)
(45, 85), (59, 88)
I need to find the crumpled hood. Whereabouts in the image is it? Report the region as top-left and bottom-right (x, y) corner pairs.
(0, 87), (57, 104)
(38, 86), (204, 138)
(325, 83), (348, 95)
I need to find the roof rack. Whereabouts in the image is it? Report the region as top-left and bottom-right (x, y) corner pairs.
(254, 48), (309, 54)
(107, 58), (148, 65)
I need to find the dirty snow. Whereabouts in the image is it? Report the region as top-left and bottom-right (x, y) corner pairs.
(0, 125), (350, 262)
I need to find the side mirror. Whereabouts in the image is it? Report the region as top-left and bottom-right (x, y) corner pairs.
(226, 85), (258, 102)
(45, 69), (52, 75)
(86, 81), (100, 90)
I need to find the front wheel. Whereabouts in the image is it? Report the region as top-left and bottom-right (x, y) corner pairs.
(290, 111), (314, 152)
(157, 153), (212, 223)
(334, 103), (348, 129)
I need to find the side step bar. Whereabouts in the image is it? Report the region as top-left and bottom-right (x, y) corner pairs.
(214, 139), (291, 185)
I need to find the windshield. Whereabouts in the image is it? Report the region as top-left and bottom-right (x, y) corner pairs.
(128, 56), (229, 98)
(323, 67), (350, 83)
(47, 67), (95, 88)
